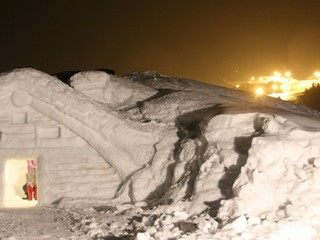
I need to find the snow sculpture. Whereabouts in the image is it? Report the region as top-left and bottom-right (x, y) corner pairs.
(0, 69), (160, 206)
(2, 67), (320, 237)
(11, 89), (32, 107)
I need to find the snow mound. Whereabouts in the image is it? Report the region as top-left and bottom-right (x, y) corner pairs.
(2, 68), (320, 239)
(218, 114), (320, 222)
(70, 71), (157, 108)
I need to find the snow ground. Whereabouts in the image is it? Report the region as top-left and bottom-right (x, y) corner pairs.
(0, 207), (75, 240)
(1, 69), (320, 240)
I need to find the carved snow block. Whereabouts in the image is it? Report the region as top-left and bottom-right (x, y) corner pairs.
(0, 113), (10, 124)
(36, 126), (60, 139)
(3, 125), (35, 141)
(12, 112), (26, 124)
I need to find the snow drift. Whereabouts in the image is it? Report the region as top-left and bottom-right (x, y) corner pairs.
(1, 68), (320, 239)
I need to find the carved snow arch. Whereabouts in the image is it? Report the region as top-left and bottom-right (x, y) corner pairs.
(4, 69), (156, 180)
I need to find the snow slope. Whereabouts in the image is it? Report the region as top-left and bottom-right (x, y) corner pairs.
(2, 69), (320, 239)
(74, 70), (320, 239)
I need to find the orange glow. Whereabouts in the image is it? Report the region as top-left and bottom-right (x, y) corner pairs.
(285, 71), (291, 78)
(256, 88), (264, 95)
(273, 71), (281, 77)
(238, 71), (320, 101)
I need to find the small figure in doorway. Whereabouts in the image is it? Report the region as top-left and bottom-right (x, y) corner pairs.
(26, 160), (37, 201)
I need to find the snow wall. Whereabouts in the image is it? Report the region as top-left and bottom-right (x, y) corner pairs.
(1, 68), (320, 229)
(0, 69), (159, 206)
(0, 96), (120, 206)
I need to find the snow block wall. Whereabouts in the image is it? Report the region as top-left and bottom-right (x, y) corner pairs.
(0, 69), (160, 206)
(0, 102), (120, 206)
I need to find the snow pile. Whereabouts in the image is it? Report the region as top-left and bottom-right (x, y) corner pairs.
(218, 114), (320, 224)
(70, 71), (156, 108)
(2, 68), (320, 239)
(115, 72), (320, 239)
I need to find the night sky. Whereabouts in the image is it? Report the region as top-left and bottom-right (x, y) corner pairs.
(1, 1), (320, 87)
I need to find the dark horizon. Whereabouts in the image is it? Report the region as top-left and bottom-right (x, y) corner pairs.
(1, 1), (320, 87)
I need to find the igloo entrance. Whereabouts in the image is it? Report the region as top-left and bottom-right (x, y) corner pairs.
(2, 159), (38, 208)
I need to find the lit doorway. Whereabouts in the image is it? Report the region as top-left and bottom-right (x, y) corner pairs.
(3, 159), (38, 208)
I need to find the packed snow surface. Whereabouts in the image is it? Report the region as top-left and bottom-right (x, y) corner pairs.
(1, 68), (320, 239)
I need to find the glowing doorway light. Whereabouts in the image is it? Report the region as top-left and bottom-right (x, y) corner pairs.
(3, 159), (38, 208)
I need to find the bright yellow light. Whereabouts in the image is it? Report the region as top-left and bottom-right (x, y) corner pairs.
(285, 71), (291, 78)
(269, 92), (290, 100)
(314, 71), (320, 78)
(244, 71), (320, 101)
(273, 71), (281, 76)
(236, 84), (240, 88)
(256, 88), (264, 95)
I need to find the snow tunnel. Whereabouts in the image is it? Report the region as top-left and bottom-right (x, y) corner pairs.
(1, 159), (38, 208)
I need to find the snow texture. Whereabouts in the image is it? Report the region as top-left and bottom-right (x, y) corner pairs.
(1, 68), (320, 239)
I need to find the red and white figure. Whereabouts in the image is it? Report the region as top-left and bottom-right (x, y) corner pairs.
(26, 160), (37, 201)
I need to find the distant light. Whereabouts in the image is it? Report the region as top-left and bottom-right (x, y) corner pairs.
(273, 71), (281, 76)
(236, 84), (240, 88)
(269, 92), (290, 100)
(256, 88), (264, 95)
(285, 71), (291, 78)
(245, 70), (320, 101)
(314, 71), (320, 78)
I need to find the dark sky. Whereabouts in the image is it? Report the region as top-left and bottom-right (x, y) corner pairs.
(1, 1), (320, 87)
